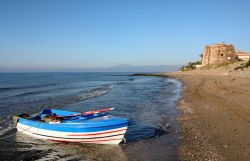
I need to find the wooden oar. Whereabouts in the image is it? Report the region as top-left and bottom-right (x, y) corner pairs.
(54, 107), (114, 119)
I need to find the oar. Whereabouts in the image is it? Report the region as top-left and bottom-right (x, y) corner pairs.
(54, 107), (114, 119)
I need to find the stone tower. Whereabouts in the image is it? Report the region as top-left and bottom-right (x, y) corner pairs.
(202, 42), (236, 66)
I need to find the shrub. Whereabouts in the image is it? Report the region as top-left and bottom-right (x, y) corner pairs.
(179, 60), (201, 71)
(245, 59), (250, 68)
(234, 59), (250, 70)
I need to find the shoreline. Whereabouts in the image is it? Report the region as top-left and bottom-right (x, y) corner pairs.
(162, 71), (250, 161)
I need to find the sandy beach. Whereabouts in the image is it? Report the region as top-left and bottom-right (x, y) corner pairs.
(162, 65), (250, 161)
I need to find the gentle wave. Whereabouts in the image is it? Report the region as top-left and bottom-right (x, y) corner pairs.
(78, 90), (108, 101)
(0, 83), (57, 92)
(0, 87), (18, 91)
(77, 84), (114, 101)
(14, 90), (51, 97)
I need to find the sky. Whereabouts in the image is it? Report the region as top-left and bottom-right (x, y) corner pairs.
(0, 0), (250, 71)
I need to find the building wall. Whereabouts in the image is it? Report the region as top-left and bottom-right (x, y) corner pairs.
(236, 52), (250, 61)
(202, 43), (236, 66)
(237, 55), (250, 61)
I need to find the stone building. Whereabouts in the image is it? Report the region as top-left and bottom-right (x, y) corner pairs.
(201, 42), (236, 66)
(235, 51), (250, 61)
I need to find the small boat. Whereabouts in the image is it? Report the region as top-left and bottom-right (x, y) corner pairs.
(13, 108), (128, 144)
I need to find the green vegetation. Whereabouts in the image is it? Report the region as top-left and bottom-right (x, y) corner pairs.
(179, 53), (203, 72)
(246, 59), (250, 67)
(199, 59), (237, 70)
(179, 60), (201, 72)
(216, 59), (237, 67)
(235, 59), (250, 70)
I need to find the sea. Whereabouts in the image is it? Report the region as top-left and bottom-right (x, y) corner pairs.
(0, 72), (182, 161)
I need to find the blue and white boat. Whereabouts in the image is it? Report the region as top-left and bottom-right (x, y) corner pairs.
(13, 108), (128, 144)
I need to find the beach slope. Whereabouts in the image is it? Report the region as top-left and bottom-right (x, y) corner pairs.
(165, 69), (250, 160)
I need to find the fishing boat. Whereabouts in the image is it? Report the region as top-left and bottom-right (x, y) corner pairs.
(13, 108), (128, 144)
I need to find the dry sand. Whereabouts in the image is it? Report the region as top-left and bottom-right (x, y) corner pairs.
(162, 64), (250, 161)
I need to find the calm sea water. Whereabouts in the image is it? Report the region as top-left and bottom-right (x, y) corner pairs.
(0, 72), (181, 161)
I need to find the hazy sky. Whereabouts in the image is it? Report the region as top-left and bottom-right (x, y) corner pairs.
(0, 0), (250, 70)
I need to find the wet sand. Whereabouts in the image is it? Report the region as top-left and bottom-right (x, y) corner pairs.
(163, 71), (250, 161)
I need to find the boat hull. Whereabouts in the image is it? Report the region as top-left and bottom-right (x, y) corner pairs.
(15, 109), (128, 145)
(17, 122), (127, 144)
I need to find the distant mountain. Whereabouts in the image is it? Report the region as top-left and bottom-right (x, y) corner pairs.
(73, 64), (182, 72)
(0, 65), (182, 72)
(103, 64), (182, 72)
